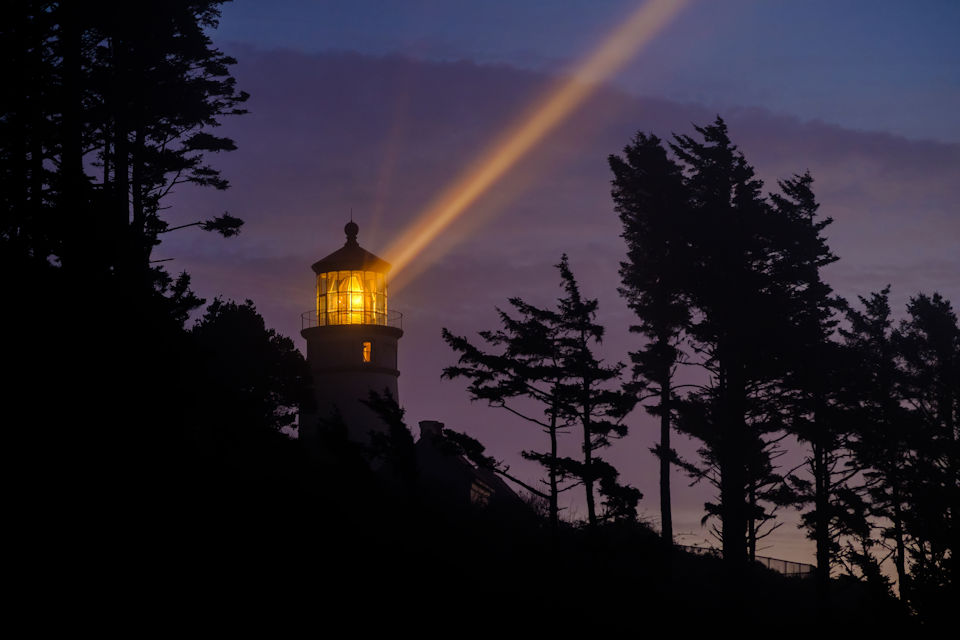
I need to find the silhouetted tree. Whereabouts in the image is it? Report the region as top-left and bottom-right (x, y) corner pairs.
(675, 389), (788, 557)
(363, 389), (418, 494)
(678, 120), (753, 565)
(770, 172), (853, 607)
(894, 292), (959, 617)
(552, 255), (638, 526)
(667, 118), (802, 567)
(610, 132), (692, 543)
(839, 288), (959, 619)
(1, 0), (247, 291)
(443, 256), (638, 529)
(612, 119), (855, 571)
(190, 298), (313, 438)
(442, 283), (570, 532)
(1, 1), (249, 516)
(783, 336), (868, 609)
(841, 287), (914, 598)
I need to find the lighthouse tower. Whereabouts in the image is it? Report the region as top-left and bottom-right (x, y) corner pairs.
(299, 221), (403, 444)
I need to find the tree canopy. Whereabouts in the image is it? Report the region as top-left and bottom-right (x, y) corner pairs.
(443, 255), (639, 529)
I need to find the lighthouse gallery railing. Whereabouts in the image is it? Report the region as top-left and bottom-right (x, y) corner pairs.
(301, 309), (403, 330)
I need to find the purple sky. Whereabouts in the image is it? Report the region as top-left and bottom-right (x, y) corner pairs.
(161, 2), (960, 562)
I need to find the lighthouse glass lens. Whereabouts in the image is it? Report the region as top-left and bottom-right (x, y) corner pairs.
(319, 269), (388, 326)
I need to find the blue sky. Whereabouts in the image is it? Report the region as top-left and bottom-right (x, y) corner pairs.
(214, 0), (960, 141)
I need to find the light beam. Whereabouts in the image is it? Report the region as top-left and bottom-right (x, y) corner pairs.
(382, 0), (689, 290)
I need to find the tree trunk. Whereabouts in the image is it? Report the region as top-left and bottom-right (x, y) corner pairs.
(720, 360), (748, 568)
(548, 400), (559, 534)
(580, 329), (597, 528)
(131, 125), (148, 274)
(813, 438), (831, 608)
(29, 134), (43, 226)
(892, 495), (908, 602)
(948, 384), (959, 600)
(111, 37), (130, 278)
(58, 6), (86, 272)
(583, 403), (596, 527)
(27, 25), (45, 255)
(659, 376), (673, 544)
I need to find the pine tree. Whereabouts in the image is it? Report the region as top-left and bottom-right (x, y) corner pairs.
(190, 298), (313, 436)
(0, 1), (248, 288)
(894, 292), (959, 617)
(1, 1), (250, 534)
(770, 172), (853, 606)
(612, 118), (825, 566)
(443, 255), (639, 529)
(442, 284), (570, 532)
(552, 255), (639, 526)
(842, 287), (914, 598)
(610, 132), (692, 543)
(669, 117), (797, 567)
(843, 290), (958, 618)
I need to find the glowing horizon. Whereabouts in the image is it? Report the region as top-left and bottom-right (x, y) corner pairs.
(382, 0), (689, 291)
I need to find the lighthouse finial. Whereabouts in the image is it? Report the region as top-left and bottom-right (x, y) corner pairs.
(345, 217), (359, 244)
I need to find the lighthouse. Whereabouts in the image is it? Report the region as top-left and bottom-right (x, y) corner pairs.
(299, 221), (403, 444)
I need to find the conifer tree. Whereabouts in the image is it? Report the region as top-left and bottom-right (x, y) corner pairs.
(191, 298), (313, 436)
(443, 256), (639, 529)
(612, 119), (842, 567)
(0, 1), (248, 290)
(841, 287), (914, 597)
(669, 118), (796, 567)
(1, 1), (250, 523)
(842, 290), (958, 618)
(442, 284), (570, 532)
(552, 255), (638, 526)
(894, 292), (959, 616)
(610, 132), (692, 543)
(770, 172), (852, 606)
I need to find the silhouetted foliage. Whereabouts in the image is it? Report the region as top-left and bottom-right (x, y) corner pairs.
(551, 255), (638, 525)
(443, 255), (638, 529)
(363, 389), (418, 493)
(190, 297), (313, 437)
(199, 212), (245, 237)
(613, 118), (836, 568)
(610, 131), (691, 543)
(893, 292), (958, 618)
(442, 274), (572, 532)
(841, 288), (915, 596)
(670, 117), (810, 568)
(0, 0), (247, 300)
(2, 2), (249, 455)
(0, 3), (255, 587)
(770, 172), (853, 608)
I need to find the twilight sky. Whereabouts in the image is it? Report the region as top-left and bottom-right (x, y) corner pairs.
(161, 1), (960, 562)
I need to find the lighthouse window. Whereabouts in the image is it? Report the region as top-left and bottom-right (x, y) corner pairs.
(470, 480), (493, 507)
(362, 341), (372, 363)
(317, 269), (389, 326)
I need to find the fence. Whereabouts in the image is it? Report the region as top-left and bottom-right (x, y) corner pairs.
(677, 544), (815, 578)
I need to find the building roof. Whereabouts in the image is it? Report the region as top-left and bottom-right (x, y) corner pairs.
(415, 420), (531, 518)
(311, 221), (392, 274)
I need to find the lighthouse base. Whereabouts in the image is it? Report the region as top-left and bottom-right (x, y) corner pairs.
(298, 324), (402, 446)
